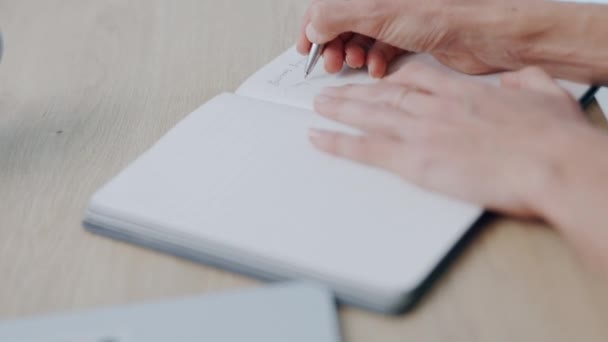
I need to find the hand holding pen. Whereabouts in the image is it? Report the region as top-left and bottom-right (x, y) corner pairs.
(296, 0), (503, 78)
(296, 1), (404, 78)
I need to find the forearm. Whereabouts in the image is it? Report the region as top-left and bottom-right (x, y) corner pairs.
(466, 2), (608, 84)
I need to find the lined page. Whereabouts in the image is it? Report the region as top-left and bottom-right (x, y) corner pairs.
(236, 47), (591, 111)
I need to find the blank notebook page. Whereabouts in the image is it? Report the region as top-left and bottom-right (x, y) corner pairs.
(90, 93), (481, 294)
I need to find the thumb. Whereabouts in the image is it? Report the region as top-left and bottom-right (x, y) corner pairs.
(500, 66), (566, 96)
(306, 0), (390, 44)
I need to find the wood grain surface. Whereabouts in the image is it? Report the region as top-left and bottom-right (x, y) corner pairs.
(1, 1), (607, 341)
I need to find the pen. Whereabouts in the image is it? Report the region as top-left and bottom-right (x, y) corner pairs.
(304, 43), (324, 78)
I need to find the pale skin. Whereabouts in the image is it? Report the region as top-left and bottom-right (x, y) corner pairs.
(297, 0), (608, 82)
(298, 0), (608, 273)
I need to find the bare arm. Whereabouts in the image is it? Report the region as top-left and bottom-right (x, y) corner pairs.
(299, 0), (608, 83)
(466, 2), (608, 84)
(535, 126), (608, 272)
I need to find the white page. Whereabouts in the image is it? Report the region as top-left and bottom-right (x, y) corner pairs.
(90, 93), (481, 297)
(236, 47), (591, 111)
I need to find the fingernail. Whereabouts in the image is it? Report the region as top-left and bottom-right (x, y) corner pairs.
(369, 66), (381, 79)
(345, 54), (358, 69)
(368, 60), (384, 79)
(368, 65), (378, 79)
(305, 23), (323, 44)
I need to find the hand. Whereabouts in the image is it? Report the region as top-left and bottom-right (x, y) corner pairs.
(309, 64), (591, 218)
(297, 0), (515, 78)
(298, 30), (405, 79)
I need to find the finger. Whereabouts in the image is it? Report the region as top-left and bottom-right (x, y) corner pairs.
(296, 2), (316, 55)
(367, 41), (402, 78)
(500, 66), (566, 96)
(323, 38), (346, 74)
(314, 95), (411, 136)
(297, 30), (312, 55)
(345, 34), (374, 69)
(298, 1), (345, 54)
(386, 61), (470, 96)
(309, 129), (402, 172)
(320, 83), (441, 116)
(306, 0), (391, 44)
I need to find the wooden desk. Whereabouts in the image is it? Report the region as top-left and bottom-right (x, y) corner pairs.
(1, 1), (607, 340)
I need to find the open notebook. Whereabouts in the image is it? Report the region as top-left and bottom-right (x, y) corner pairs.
(84, 47), (592, 314)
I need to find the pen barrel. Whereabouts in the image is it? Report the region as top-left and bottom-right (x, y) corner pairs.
(304, 43), (324, 76)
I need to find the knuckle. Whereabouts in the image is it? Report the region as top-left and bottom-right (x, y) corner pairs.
(390, 87), (411, 109)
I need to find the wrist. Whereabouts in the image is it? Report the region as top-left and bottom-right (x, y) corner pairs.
(446, 3), (533, 72)
(456, 2), (608, 83)
(509, 3), (591, 80)
(529, 126), (608, 272)
(519, 126), (572, 224)
(527, 125), (606, 231)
